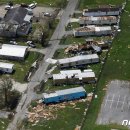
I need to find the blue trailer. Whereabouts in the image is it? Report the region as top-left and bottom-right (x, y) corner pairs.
(42, 87), (86, 104)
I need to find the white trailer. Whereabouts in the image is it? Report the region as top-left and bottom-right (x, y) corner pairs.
(0, 62), (14, 73)
(58, 54), (99, 68)
(79, 16), (117, 25)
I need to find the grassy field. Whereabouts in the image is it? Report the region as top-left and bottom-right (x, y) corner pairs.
(0, 0), (67, 7)
(25, 102), (86, 130)
(0, 118), (9, 130)
(79, 0), (125, 10)
(81, 0), (130, 130)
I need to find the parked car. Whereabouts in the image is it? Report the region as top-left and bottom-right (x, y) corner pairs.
(27, 41), (36, 48)
(28, 2), (37, 9)
(9, 41), (18, 45)
(43, 12), (52, 17)
(5, 5), (13, 10)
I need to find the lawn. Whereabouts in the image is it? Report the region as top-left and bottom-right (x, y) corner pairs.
(0, 118), (9, 130)
(25, 102), (86, 130)
(0, 52), (43, 83)
(81, 0), (130, 130)
(0, 0), (67, 7)
(79, 0), (125, 10)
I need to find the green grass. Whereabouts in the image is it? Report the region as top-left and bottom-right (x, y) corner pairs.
(0, 0), (67, 7)
(81, 0), (130, 130)
(65, 22), (80, 31)
(79, 0), (125, 10)
(0, 118), (9, 130)
(25, 102), (86, 130)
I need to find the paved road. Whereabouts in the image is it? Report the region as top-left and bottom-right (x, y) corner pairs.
(7, 0), (79, 130)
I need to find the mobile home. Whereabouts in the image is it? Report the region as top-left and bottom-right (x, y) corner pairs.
(83, 7), (120, 17)
(42, 87), (86, 104)
(0, 62), (14, 73)
(58, 54), (99, 68)
(73, 26), (112, 37)
(79, 16), (117, 26)
(53, 69), (96, 85)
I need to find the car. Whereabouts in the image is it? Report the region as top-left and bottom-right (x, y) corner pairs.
(5, 5), (11, 10)
(43, 12), (52, 17)
(9, 41), (18, 45)
(27, 41), (36, 48)
(5, 5), (13, 10)
(28, 2), (37, 9)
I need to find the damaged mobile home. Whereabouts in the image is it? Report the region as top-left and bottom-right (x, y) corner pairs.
(73, 25), (112, 37)
(83, 7), (121, 17)
(53, 69), (96, 85)
(79, 16), (118, 26)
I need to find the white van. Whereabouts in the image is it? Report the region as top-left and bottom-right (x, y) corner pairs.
(28, 2), (37, 9)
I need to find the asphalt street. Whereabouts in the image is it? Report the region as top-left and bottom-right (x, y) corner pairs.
(7, 0), (79, 129)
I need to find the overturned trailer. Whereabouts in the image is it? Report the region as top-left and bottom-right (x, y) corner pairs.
(42, 87), (86, 104)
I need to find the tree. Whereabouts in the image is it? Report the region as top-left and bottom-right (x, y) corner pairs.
(0, 77), (13, 106)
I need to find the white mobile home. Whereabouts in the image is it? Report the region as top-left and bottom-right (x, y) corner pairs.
(73, 25), (112, 37)
(79, 16), (117, 26)
(0, 44), (28, 60)
(83, 7), (120, 17)
(53, 69), (95, 85)
(0, 62), (14, 73)
(58, 54), (99, 68)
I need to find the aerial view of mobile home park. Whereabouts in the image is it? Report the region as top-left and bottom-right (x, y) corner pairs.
(0, 0), (130, 130)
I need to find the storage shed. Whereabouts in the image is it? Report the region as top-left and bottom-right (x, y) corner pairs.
(83, 7), (120, 17)
(73, 25), (112, 37)
(0, 44), (28, 60)
(0, 62), (14, 73)
(53, 69), (95, 85)
(58, 54), (99, 68)
(42, 87), (86, 104)
(79, 16), (117, 26)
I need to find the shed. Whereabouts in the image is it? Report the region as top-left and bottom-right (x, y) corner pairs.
(0, 62), (14, 73)
(42, 87), (86, 104)
(0, 44), (28, 60)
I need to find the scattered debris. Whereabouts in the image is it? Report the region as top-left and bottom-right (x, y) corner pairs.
(28, 98), (88, 123)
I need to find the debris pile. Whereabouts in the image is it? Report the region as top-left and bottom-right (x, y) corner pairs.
(64, 41), (108, 54)
(28, 98), (88, 123)
(64, 44), (90, 54)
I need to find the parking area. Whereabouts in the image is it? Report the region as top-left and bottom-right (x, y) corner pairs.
(33, 6), (56, 17)
(97, 80), (130, 128)
(0, 5), (7, 18)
